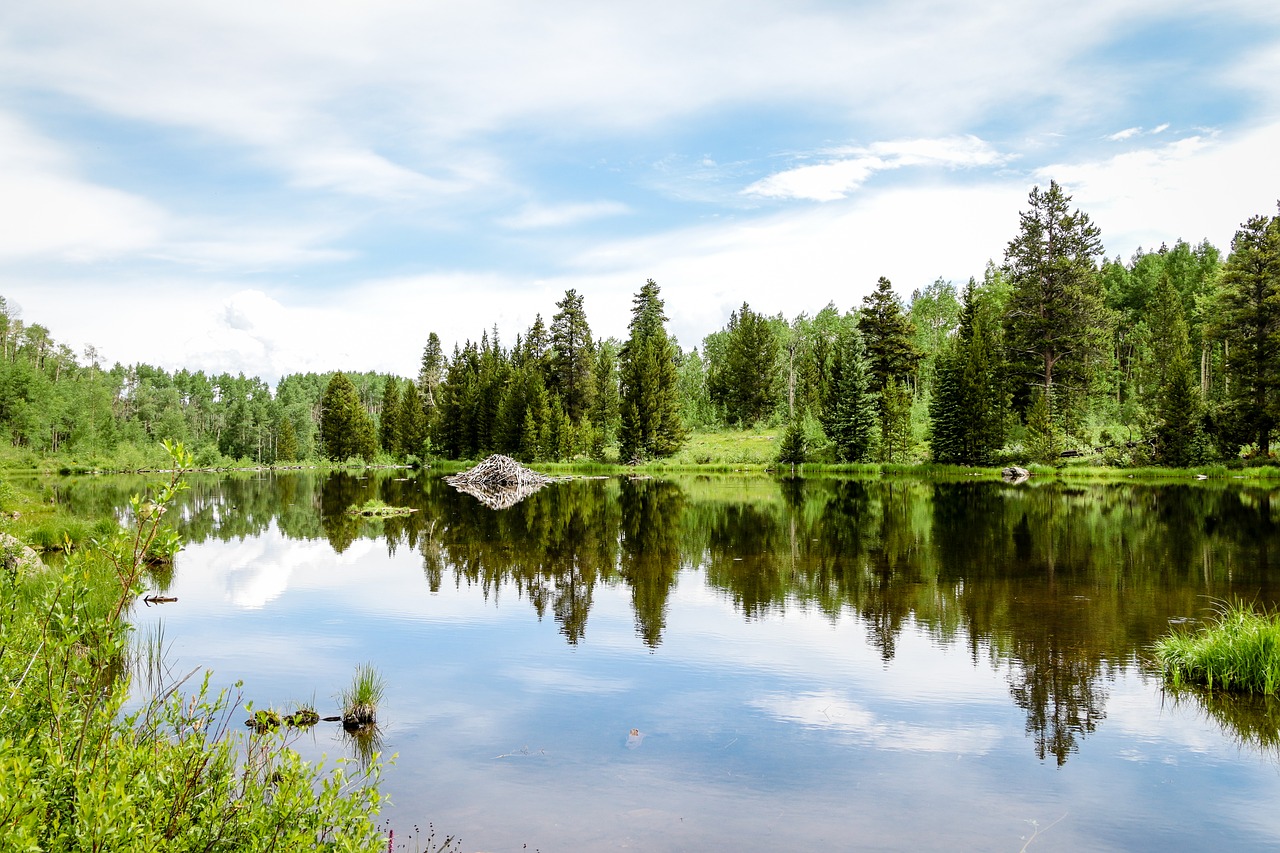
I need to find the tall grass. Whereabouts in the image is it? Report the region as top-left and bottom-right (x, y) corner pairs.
(341, 662), (386, 728)
(1153, 600), (1280, 694)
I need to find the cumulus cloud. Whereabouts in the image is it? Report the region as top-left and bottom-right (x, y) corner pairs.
(744, 136), (1010, 202)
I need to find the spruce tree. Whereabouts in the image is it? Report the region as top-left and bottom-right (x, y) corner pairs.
(418, 333), (445, 409)
(859, 277), (921, 396)
(821, 326), (876, 462)
(619, 280), (686, 461)
(320, 372), (377, 462)
(378, 377), (400, 453)
(398, 380), (430, 460)
(1215, 210), (1280, 454)
(929, 278), (1007, 465)
(708, 302), (781, 426)
(276, 415), (298, 462)
(1004, 181), (1108, 412)
(549, 289), (595, 423)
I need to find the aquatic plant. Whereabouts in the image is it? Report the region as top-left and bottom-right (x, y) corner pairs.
(1154, 600), (1280, 694)
(342, 662), (386, 729)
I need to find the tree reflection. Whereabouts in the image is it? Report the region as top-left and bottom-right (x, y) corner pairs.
(53, 469), (1280, 763)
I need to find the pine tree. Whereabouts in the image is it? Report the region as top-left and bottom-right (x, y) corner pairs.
(418, 333), (445, 409)
(859, 277), (921, 397)
(618, 280), (686, 461)
(1215, 210), (1280, 454)
(320, 372), (377, 462)
(549, 289), (595, 423)
(378, 377), (400, 454)
(276, 415), (298, 462)
(879, 378), (912, 463)
(929, 278), (1007, 465)
(821, 326), (876, 462)
(707, 302), (781, 426)
(1004, 181), (1108, 413)
(777, 416), (807, 465)
(398, 380), (429, 460)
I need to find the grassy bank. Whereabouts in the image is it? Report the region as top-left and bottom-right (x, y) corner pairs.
(1154, 601), (1280, 694)
(0, 445), (388, 850)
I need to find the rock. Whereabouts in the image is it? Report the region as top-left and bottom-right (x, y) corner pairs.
(0, 534), (45, 578)
(1001, 466), (1031, 484)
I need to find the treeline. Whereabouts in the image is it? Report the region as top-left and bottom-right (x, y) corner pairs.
(3, 182), (1279, 468)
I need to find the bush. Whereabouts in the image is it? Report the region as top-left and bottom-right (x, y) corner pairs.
(0, 442), (388, 850)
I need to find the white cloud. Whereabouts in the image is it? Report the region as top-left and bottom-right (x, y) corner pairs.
(744, 136), (1009, 202)
(1038, 121), (1280, 254)
(498, 200), (631, 230)
(1108, 127), (1142, 141)
(0, 113), (166, 260)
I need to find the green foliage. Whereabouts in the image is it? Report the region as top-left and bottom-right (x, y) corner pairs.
(878, 377), (912, 463)
(1024, 387), (1063, 464)
(821, 325), (876, 463)
(321, 372), (378, 462)
(859, 276), (922, 397)
(549, 289), (595, 423)
(929, 278), (1008, 465)
(1155, 601), (1280, 694)
(706, 301), (781, 427)
(1214, 210), (1280, 454)
(0, 443), (387, 850)
(618, 280), (686, 461)
(1004, 180), (1108, 413)
(777, 417), (807, 465)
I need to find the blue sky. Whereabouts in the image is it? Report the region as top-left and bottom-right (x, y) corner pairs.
(1, 0), (1278, 384)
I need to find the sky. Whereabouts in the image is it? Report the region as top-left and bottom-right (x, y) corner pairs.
(2, 0), (1279, 386)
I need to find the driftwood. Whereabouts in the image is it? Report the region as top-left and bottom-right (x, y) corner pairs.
(446, 455), (553, 509)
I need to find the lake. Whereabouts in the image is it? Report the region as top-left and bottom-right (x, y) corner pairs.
(57, 469), (1280, 851)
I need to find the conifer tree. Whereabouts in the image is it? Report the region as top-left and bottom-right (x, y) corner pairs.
(707, 302), (781, 426)
(320, 372), (377, 461)
(398, 380), (429, 460)
(1215, 210), (1280, 453)
(859, 277), (922, 396)
(549, 289), (595, 423)
(418, 333), (445, 409)
(821, 326), (876, 462)
(1004, 181), (1107, 412)
(276, 415), (298, 462)
(378, 377), (400, 453)
(929, 278), (1007, 465)
(618, 279), (686, 461)
(879, 378), (912, 463)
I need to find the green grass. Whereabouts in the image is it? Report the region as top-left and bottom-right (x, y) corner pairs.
(341, 662), (387, 728)
(1154, 600), (1280, 694)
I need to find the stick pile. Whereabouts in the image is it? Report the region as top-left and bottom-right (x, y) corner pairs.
(445, 455), (553, 509)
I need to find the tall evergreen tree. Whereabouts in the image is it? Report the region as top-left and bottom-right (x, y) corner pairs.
(859, 277), (922, 397)
(929, 278), (1008, 465)
(618, 279), (686, 461)
(418, 333), (445, 409)
(549, 289), (595, 423)
(320, 372), (377, 462)
(378, 377), (401, 453)
(1004, 181), (1108, 415)
(707, 302), (781, 426)
(276, 414), (298, 462)
(1213, 211), (1280, 454)
(821, 325), (876, 462)
(398, 380), (430, 459)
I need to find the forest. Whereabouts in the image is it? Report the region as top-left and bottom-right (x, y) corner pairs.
(3, 181), (1279, 471)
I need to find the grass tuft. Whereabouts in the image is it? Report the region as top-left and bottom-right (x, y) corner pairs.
(341, 662), (386, 729)
(1153, 600), (1280, 694)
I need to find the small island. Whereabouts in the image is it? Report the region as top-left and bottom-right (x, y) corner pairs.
(346, 499), (417, 518)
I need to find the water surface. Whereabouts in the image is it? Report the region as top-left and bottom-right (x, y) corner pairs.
(60, 471), (1280, 851)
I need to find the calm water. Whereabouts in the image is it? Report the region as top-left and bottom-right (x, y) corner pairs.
(58, 470), (1280, 851)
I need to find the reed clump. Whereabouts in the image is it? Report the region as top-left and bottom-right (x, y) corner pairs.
(1154, 600), (1280, 694)
(341, 662), (386, 729)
